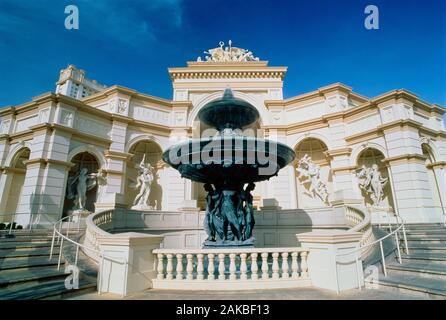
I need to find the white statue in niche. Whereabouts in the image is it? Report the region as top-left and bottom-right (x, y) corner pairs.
(296, 154), (329, 204)
(356, 164), (388, 206)
(132, 155), (154, 209)
(66, 167), (105, 212)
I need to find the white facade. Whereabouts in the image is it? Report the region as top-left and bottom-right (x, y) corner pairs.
(1, 46), (445, 228)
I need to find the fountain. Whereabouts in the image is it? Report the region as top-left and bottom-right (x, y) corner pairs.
(163, 89), (295, 247)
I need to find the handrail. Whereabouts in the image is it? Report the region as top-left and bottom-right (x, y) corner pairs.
(334, 212), (408, 294)
(49, 210), (129, 297)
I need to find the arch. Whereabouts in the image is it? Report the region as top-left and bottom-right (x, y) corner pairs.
(350, 142), (388, 167)
(67, 145), (106, 168)
(125, 134), (165, 154)
(187, 91), (268, 127)
(421, 141), (438, 163)
(125, 139), (164, 210)
(291, 133), (333, 152)
(5, 141), (32, 167)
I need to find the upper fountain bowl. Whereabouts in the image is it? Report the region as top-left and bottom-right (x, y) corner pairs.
(198, 89), (260, 132)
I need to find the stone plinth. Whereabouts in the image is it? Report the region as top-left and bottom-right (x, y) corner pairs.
(98, 232), (164, 296)
(297, 230), (364, 292)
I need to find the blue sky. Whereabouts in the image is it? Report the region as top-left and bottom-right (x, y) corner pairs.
(0, 0), (445, 107)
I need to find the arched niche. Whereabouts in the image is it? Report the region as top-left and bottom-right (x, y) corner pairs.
(0, 147), (30, 221)
(126, 140), (164, 210)
(294, 138), (332, 208)
(63, 152), (100, 217)
(422, 143), (443, 215)
(356, 148), (395, 210)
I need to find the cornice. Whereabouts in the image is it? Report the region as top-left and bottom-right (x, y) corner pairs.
(23, 158), (75, 168)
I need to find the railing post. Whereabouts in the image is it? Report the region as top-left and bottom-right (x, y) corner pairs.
(272, 252), (280, 279)
(166, 254), (174, 280)
(197, 254), (204, 280)
(250, 253), (258, 280)
(261, 252), (269, 279)
(402, 223), (409, 254)
(66, 216), (71, 238)
(75, 245), (80, 266)
(57, 236), (64, 270)
(394, 230), (402, 264)
(291, 252), (299, 279)
(157, 254), (164, 280)
(281, 252), (289, 279)
(240, 253), (248, 280)
(186, 254), (194, 280)
(176, 254), (184, 280)
(379, 240), (387, 276)
(49, 227), (56, 260)
(218, 254), (225, 280)
(229, 253), (236, 280)
(300, 251), (308, 278)
(207, 253), (215, 280)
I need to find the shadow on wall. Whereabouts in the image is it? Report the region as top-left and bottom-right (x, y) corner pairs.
(26, 192), (59, 226)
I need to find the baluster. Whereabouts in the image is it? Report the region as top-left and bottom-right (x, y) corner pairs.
(186, 254), (194, 280)
(197, 254), (204, 280)
(272, 252), (280, 279)
(291, 252), (299, 279)
(157, 253), (164, 280)
(261, 252), (269, 279)
(251, 253), (258, 280)
(281, 252), (289, 279)
(240, 253), (248, 280)
(176, 254), (183, 280)
(166, 254), (174, 280)
(207, 253), (215, 280)
(218, 253), (226, 280)
(229, 253), (237, 280)
(300, 251), (308, 277)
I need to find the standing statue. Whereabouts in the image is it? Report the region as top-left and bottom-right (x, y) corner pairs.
(133, 155), (154, 208)
(296, 154), (329, 203)
(203, 182), (256, 246)
(356, 164), (388, 206)
(241, 183), (255, 240)
(66, 167), (103, 211)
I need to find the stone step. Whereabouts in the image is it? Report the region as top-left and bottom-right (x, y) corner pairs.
(0, 266), (67, 287)
(401, 253), (446, 265)
(0, 237), (54, 243)
(0, 277), (96, 300)
(0, 248), (58, 259)
(404, 224), (446, 231)
(408, 247), (446, 254)
(402, 239), (446, 245)
(387, 262), (446, 280)
(370, 273), (446, 299)
(0, 241), (56, 250)
(0, 256), (59, 271)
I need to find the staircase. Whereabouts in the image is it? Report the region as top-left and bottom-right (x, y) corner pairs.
(0, 229), (96, 300)
(371, 224), (446, 299)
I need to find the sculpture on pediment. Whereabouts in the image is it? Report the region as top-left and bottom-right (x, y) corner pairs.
(296, 154), (329, 203)
(198, 40), (260, 62)
(356, 164), (388, 206)
(132, 154), (155, 209)
(66, 167), (105, 211)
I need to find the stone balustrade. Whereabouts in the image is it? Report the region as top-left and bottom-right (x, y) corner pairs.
(83, 209), (114, 262)
(344, 205), (373, 247)
(152, 247), (311, 290)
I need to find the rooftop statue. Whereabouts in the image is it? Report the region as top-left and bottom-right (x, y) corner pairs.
(197, 40), (260, 62)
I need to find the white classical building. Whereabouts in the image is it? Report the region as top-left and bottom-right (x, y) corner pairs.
(1, 42), (445, 233)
